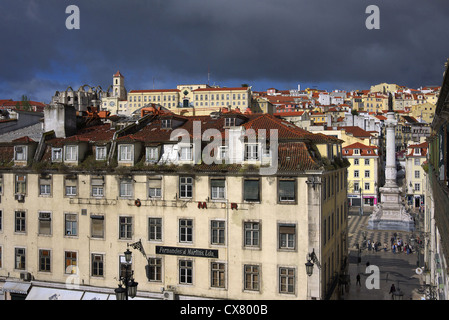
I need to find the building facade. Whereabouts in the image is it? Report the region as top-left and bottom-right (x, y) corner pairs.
(0, 104), (349, 300)
(342, 142), (379, 209)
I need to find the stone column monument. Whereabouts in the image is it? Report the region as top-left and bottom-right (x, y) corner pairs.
(367, 93), (414, 231)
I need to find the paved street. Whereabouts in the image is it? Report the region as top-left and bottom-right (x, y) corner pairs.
(344, 211), (425, 300)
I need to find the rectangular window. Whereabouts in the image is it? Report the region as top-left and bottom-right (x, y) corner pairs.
(119, 179), (133, 198)
(179, 177), (193, 198)
(91, 177), (105, 197)
(364, 170), (370, 178)
(96, 146), (107, 161)
(65, 251), (77, 274)
(148, 177), (162, 198)
(65, 213), (78, 236)
(414, 158), (420, 166)
(148, 257), (162, 282)
(278, 179), (296, 202)
(245, 144), (259, 161)
(211, 178), (225, 200)
(179, 260), (193, 284)
(364, 182), (370, 190)
(52, 148), (62, 162)
(179, 219), (193, 243)
(211, 262), (226, 288)
(211, 220), (225, 245)
(65, 145), (78, 161)
(243, 179), (260, 202)
(91, 215), (105, 238)
(38, 212), (51, 235)
(15, 174), (27, 194)
(148, 218), (162, 241)
(279, 224), (296, 250)
(14, 146), (27, 161)
(224, 118), (235, 127)
(39, 249), (51, 272)
(119, 145), (133, 161)
(161, 119), (171, 129)
(415, 171), (420, 179)
(414, 183), (420, 191)
(65, 176), (77, 196)
(244, 265), (260, 291)
(279, 267), (295, 294)
(364, 159), (370, 165)
(218, 146), (228, 161)
(354, 170), (359, 178)
(244, 222), (260, 247)
(39, 176), (52, 196)
(91, 254), (104, 277)
(354, 182), (360, 192)
(15, 211), (26, 233)
(180, 145), (193, 161)
(15, 248), (26, 270)
(119, 217), (133, 240)
(146, 147), (159, 162)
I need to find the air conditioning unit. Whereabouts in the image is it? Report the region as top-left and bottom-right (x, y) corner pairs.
(15, 194), (25, 202)
(20, 272), (32, 281)
(162, 290), (175, 300)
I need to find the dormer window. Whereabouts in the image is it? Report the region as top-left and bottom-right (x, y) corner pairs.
(225, 117), (236, 127)
(14, 146), (27, 161)
(65, 145), (78, 161)
(414, 148), (421, 155)
(161, 119), (172, 129)
(146, 147), (159, 163)
(52, 148), (62, 162)
(119, 145), (133, 162)
(96, 146), (107, 161)
(180, 144), (193, 161)
(354, 149), (360, 155)
(245, 143), (259, 161)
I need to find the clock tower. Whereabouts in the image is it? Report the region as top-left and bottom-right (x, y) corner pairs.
(113, 70), (127, 100)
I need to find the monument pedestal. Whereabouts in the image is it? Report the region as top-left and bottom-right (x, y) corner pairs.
(367, 185), (414, 232)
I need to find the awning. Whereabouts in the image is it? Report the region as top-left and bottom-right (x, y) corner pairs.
(26, 286), (84, 300)
(2, 281), (31, 295)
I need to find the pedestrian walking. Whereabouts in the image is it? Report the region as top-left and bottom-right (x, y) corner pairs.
(356, 273), (361, 286)
(384, 242), (387, 252)
(389, 284), (396, 299)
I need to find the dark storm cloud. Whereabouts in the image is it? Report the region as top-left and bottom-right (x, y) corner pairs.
(1, 0), (449, 102)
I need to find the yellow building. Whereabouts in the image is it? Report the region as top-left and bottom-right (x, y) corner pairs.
(410, 102), (436, 124)
(342, 142), (380, 208)
(0, 105), (349, 300)
(364, 93), (388, 113)
(370, 83), (400, 93)
(405, 142), (428, 208)
(126, 85), (252, 117)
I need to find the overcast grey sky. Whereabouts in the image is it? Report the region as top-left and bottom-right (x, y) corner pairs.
(1, 0), (449, 103)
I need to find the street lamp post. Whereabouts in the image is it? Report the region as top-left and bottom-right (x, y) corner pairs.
(115, 247), (139, 300)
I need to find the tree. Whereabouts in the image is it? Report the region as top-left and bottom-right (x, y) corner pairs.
(21, 95), (32, 111)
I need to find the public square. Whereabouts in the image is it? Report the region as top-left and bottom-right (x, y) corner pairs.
(344, 210), (426, 300)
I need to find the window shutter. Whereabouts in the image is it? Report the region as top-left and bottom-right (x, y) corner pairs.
(244, 180), (260, 201)
(211, 179), (225, 188)
(279, 180), (295, 198)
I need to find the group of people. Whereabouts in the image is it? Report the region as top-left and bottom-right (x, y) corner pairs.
(390, 234), (413, 254)
(359, 233), (415, 254)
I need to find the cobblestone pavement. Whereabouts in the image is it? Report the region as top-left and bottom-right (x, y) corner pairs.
(343, 213), (425, 300)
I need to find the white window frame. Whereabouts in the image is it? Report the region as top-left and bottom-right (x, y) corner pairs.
(146, 147), (159, 162)
(245, 143), (259, 161)
(96, 146), (107, 161)
(119, 179), (133, 198)
(180, 145), (193, 161)
(14, 146), (27, 161)
(119, 145), (133, 162)
(52, 148), (63, 162)
(65, 145), (78, 161)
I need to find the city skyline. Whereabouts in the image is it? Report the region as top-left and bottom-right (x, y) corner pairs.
(1, 0), (449, 103)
